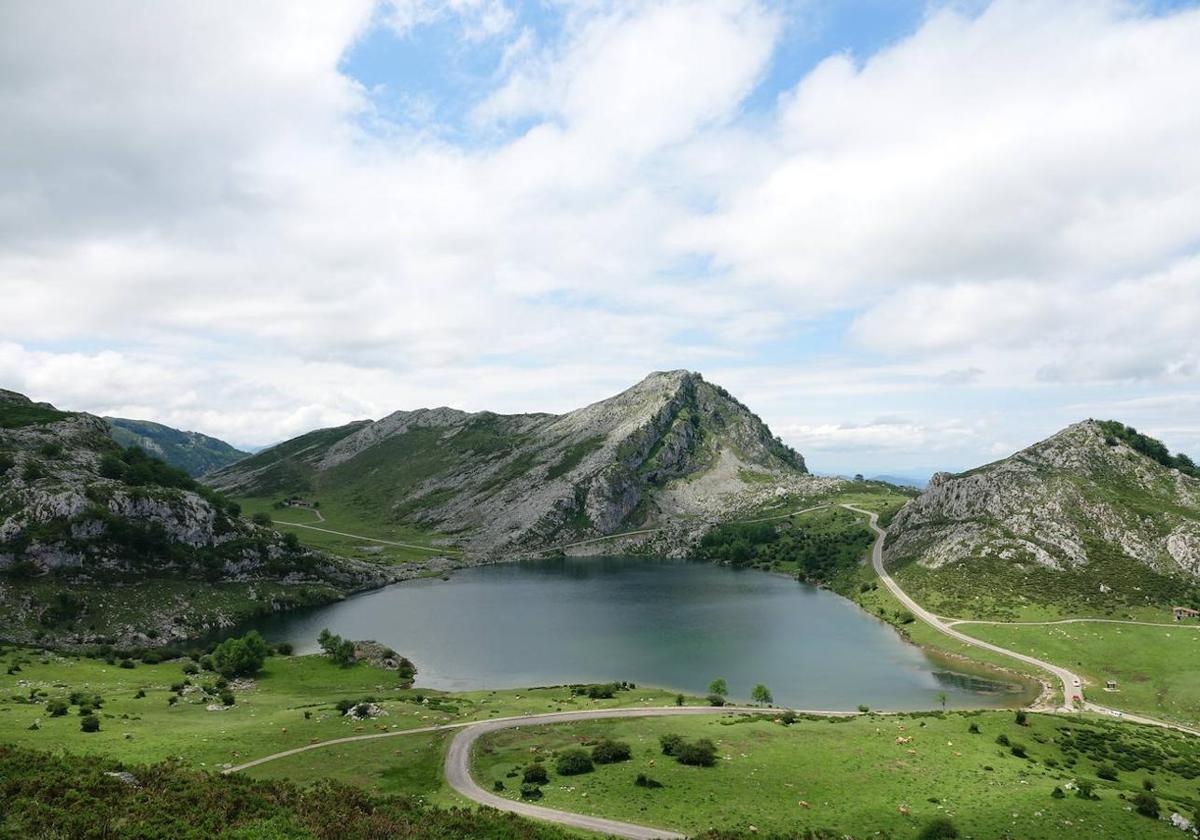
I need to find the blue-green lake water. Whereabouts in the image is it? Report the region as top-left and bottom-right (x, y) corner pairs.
(249, 556), (1032, 710)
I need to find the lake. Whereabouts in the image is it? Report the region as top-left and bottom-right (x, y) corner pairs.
(248, 556), (1034, 710)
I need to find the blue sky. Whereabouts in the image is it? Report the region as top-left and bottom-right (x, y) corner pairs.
(1, 0), (1199, 476)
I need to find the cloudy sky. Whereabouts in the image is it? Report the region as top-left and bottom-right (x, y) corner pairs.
(2, 0), (1199, 476)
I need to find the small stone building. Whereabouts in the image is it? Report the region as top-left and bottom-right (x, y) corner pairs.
(1173, 606), (1200, 622)
(1105, 679), (1118, 690)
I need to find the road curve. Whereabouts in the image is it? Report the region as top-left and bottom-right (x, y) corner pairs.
(841, 504), (1082, 711)
(444, 705), (850, 840)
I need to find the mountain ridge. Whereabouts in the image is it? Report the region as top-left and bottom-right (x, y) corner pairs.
(884, 418), (1200, 617)
(105, 416), (249, 477)
(208, 370), (823, 556)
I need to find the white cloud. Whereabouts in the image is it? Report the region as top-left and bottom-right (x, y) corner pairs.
(0, 0), (1198, 469)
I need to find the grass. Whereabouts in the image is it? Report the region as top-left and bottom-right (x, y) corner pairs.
(0, 645), (697, 773)
(0, 399), (70, 429)
(958, 621), (1200, 727)
(472, 711), (1200, 839)
(235, 497), (456, 564)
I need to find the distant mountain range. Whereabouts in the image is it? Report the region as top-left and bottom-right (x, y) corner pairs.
(105, 416), (248, 477)
(208, 370), (831, 556)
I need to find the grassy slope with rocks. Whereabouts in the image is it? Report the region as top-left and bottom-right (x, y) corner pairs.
(209, 371), (835, 559)
(0, 389), (404, 648)
(106, 416), (249, 477)
(471, 711), (1200, 839)
(884, 419), (1200, 620)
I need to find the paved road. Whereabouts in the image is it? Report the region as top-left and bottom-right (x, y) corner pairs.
(841, 504), (1082, 711)
(443, 705), (851, 840)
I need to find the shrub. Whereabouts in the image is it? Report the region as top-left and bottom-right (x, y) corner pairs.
(1010, 743), (1028, 759)
(492, 780), (504, 792)
(705, 694), (726, 707)
(119, 659), (135, 670)
(591, 739), (632, 764)
(917, 817), (960, 839)
(275, 643), (294, 656)
(522, 764), (549, 785)
(674, 693), (684, 706)
(1096, 765), (1119, 781)
(995, 734), (1009, 746)
(968, 722), (981, 734)
(896, 609), (916, 624)
(675, 739), (718, 767)
(1132, 792), (1160, 818)
(199, 655), (215, 672)
(212, 631), (268, 678)
(1014, 710), (1027, 726)
(857, 704), (870, 713)
(555, 748), (594, 776)
(634, 773), (663, 789)
(1142, 778), (1156, 792)
(219, 689), (236, 707)
(317, 629), (356, 667)
(659, 734), (685, 757)
(251, 512), (272, 526)
(133, 689), (145, 699)
(1076, 780), (1096, 799)
(181, 662), (199, 675)
(46, 700), (68, 717)
(779, 710), (797, 725)
(751, 684), (773, 705)
(519, 783), (543, 800)
(1051, 786), (1065, 799)
(80, 716), (100, 733)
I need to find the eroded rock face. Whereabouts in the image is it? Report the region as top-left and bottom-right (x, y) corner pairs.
(885, 420), (1200, 582)
(0, 391), (415, 643)
(209, 370), (825, 557)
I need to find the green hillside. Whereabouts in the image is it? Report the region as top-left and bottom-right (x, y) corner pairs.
(105, 416), (249, 477)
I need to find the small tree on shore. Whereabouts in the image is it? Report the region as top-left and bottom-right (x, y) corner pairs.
(751, 684), (773, 706)
(708, 678), (728, 699)
(212, 631), (268, 678)
(317, 628), (356, 667)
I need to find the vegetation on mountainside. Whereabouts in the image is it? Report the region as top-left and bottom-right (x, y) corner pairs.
(106, 416), (249, 477)
(0, 398), (69, 429)
(1097, 420), (1198, 478)
(0, 743), (571, 840)
(473, 712), (1200, 839)
(693, 507), (873, 583)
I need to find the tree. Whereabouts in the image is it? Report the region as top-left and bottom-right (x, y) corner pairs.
(707, 678), (728, 698)
(751, 684), (773, 706)
(317, 628), (356, 667)
(659, 733), (685, 756)
(212, 631), (268, 678)
(937, 692), (947, 710)
(251, 512), (272, 526)
(80, 716), (100, 733)
(555, 748), (594, 776)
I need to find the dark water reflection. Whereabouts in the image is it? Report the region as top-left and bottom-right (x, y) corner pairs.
(246, 556), (1033, 710)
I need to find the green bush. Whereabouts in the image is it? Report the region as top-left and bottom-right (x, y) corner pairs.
(80, 716), (100, 733)
(522, 764), (549, 785)
(46, 699), (68, 717)
(917, 817), (960, 839)
(212, 631), (268, 678)
(675, 739), (718, 767)
(1051, 786), (1065, 799)
(634, 773), (663, 789)
(591, 739), (632, 764)
(251, 512), (272, 527)
(317, 628), (356, 667)
(519, 783), (543, 800)
(1132, 792), (1160, 818)
(555, 748), (594, 776)
(659, 733), (685, 756)
(1096, 764), (1119, 781)
(705, 694), (726, 707)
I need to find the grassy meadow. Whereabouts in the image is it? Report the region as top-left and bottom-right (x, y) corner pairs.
(473, 711), (1200, 839)
(958, 621), (1200, 728)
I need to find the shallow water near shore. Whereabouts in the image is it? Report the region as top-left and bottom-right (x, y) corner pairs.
(246, 555), (1036, 710)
